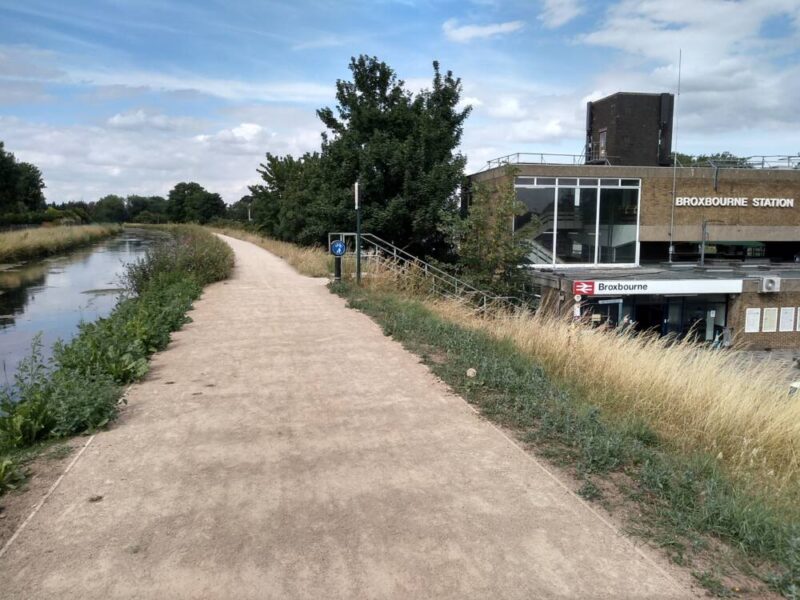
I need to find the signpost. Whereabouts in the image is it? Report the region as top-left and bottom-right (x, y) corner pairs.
(330, 239), (346, 281)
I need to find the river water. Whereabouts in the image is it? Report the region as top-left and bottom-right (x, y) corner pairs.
(0, 229), (160, 385)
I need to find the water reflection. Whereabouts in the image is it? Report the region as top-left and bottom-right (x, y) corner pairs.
(0, 229), (162, 384)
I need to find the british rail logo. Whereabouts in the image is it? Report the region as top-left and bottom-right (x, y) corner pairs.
(573, 281), (595, 295)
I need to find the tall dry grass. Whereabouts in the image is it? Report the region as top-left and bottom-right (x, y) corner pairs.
(362, 258), (800, 503)
(210, 227), (330, 277)
(0, 224), (122, 263)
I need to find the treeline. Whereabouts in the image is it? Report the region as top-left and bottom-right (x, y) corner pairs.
(0, 139), (229, 226)
(235, 56), (471, 260)
(53, 182), (227, 224)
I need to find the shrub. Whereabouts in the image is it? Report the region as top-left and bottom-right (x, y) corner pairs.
(48, 370), (120, 436)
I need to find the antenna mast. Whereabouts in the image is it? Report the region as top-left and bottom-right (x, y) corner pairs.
(668, 49), (682, 263)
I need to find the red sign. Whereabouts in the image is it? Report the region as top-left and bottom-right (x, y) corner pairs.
(573, 280), (595, 295)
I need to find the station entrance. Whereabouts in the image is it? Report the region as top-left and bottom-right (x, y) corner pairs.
(583, 294), (729, 341)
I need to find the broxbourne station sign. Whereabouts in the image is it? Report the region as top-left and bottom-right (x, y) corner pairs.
(675, 196), (795, 208)
(572, 279), (743, 296)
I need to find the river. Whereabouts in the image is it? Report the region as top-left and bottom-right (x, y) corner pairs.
(0, 229), (161, 385)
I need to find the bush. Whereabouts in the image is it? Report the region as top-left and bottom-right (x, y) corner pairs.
(124, 225), (233, 294)
(48, 370), (120, 436)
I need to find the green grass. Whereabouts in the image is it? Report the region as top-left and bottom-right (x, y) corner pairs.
(335, 283), (800, 598)
(0, 225), (233, 494)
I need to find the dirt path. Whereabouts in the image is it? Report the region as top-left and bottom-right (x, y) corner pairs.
(0, 235), (694, 599)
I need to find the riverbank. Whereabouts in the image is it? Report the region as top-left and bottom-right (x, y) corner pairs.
(0, 226), (233, 504)
(0, 224), (122, 263)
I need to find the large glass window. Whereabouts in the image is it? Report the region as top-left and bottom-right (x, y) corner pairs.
(514, 177), (639, 266)
(515, 187), (555, 264)
(598, 188), (638, 263)
(555, 187), (597, 263)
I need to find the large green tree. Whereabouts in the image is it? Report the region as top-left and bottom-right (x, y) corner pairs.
(316, 56), (471, 257)
(0, 141), (47, 214)
(250, 56), (471, 257)
(92, 195), (127, 223)
(167, 182), (226, 224)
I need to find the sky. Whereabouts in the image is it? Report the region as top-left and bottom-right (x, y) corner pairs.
(0, 0), (798, 204)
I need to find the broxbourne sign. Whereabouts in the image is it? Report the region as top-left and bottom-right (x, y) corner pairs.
(674, 196), (794, 208)
(572, 279), (743, 296)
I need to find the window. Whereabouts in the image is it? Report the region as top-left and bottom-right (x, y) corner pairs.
(598, 130), (607, 158)
(555, 187), (596, 263)
(515, 187), (556, 264)
(598, 188), (638, 263)
(514, 176), (640, 266)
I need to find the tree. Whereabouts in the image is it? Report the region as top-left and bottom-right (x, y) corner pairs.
(167, 182), (225, 224)
(0, 141), (48, 215)
(227, 195), (253, 222)
(126, 195), (167, 223)
(14, 162), (46, 211)
(447, 167), (531, 294)
(92, 195), (127, 222)
(673, 151), (750, 168)
(313, 56), (471, 258)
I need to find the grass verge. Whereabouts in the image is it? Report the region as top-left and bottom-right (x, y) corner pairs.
(0, 225), (233, 494)
(335, 283), (799, 598)
(0, 224), (122, 263)
(208, 225), (330, 277)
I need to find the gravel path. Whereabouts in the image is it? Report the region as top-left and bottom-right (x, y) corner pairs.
(0, 235), (693, 599)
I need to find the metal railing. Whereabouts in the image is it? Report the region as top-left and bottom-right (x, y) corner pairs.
(482, 152), (612, 171)
(328, 232), (526, 311)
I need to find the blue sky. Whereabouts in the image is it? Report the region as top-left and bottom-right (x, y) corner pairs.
(1, 0), (798, 202)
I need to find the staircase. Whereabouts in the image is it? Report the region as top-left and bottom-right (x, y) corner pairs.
(328, 232), (528, 311)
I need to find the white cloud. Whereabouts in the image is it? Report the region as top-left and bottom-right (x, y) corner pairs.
(70, 68), (332, 103)
(442, 18), (524, 43)
(581, 0), (800, 133)
(538, 0), (584, 28)
(486, 96), (526, 119)
(107, 110), (202, 131)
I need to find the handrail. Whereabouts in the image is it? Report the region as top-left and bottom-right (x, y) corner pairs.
(360, 233), (486, 296)
(329, 231), (523, 310)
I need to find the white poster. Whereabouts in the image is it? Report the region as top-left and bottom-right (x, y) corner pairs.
(797, 308), (800, 331)
(762, 307), (778, 333)
(779, 307), (795, 332)
(744, 308), (761, 333)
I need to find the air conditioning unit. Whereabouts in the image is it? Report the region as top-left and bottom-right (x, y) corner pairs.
(760, 276), (781, 293)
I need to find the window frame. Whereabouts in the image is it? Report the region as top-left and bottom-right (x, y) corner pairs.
(514, 176), (641, 268)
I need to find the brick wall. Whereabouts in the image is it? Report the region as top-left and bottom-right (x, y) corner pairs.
(470, 164), (800, 243)
(729, 281), (800, 349)
(589, 94), (670, 167)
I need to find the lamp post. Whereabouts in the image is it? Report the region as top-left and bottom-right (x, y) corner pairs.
(355, 181), (362, 284)
(699, 219), (723, 266)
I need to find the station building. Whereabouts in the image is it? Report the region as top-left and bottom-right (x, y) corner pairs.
(468, 92), (800, 349)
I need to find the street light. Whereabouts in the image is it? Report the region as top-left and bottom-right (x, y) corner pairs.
(699, 219), (724, 266)
(355, 180), (361, 284)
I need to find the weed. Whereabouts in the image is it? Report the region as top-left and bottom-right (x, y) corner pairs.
(577, 479), (603, 501)
(0, 458), (25, 492)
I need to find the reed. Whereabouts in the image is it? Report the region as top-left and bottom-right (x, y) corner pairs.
(0, 224), (122, 263)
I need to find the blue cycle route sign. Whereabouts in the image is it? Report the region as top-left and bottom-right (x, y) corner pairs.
(330, 240), (346, 256)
